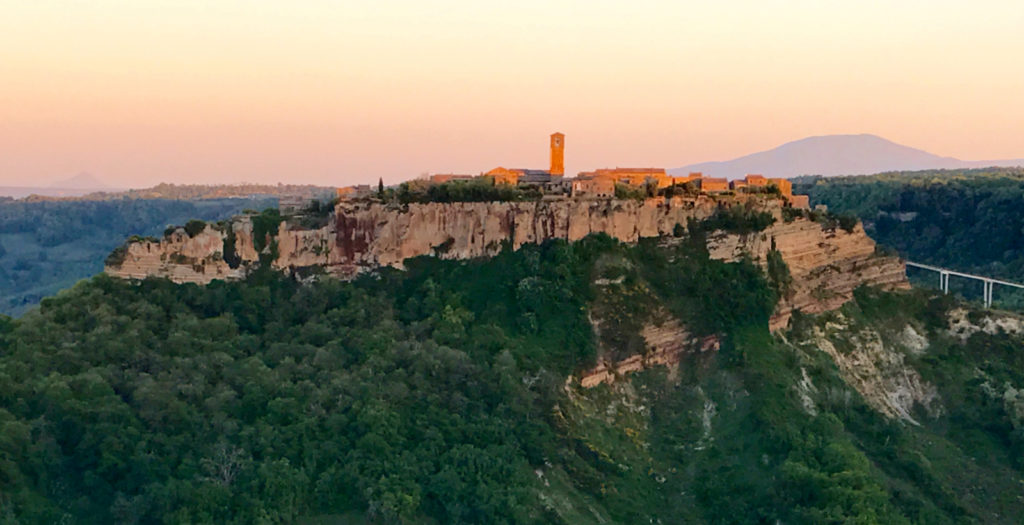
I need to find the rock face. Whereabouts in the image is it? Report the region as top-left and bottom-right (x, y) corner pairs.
(106, 225), (246, 284)
(706, 220), (909, 330)
(108, 196), (722, 280)
(329, 197), (720, 270)
(800, 313), (942, 423)
(578, 317), (719, 388)
(106, 196), (907, 334)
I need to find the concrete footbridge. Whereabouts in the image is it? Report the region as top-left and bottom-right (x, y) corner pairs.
(905, 261), (1024, 308)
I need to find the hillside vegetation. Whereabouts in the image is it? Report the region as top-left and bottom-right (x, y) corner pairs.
(3, 225), (1024, 523)
(794, 168), (1024, 306)
(0, 198), (274, 316)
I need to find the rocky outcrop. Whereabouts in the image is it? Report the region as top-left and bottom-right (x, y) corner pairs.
(706, 220), (908, 331)
(107, 225), (246, 284)
(947, 307), (1024, 341)
(578, 317), (719, 388)
(107, 196), (723, 282)
(802, 313), (941, 423)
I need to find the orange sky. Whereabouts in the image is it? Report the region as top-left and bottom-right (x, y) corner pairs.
(1, 1), (1022, 188)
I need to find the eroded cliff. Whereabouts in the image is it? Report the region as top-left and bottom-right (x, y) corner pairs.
(706, 219), (909, 330)
(106, 196), (907, 338)
(108, 196), (721, 280)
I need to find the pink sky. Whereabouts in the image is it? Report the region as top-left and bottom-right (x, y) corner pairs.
(1, 1), (1023, 188)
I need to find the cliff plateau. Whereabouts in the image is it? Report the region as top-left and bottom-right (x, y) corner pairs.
(106, 196), (907, 334)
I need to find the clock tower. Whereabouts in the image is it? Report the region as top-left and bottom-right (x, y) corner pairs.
(549, 132), (565, 176)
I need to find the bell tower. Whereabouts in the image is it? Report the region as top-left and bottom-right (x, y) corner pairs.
(549, 132), (565, 176)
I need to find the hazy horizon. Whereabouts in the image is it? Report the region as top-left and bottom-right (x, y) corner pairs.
(2, 1), (1023, 188)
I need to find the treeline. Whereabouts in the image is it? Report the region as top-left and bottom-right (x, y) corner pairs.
(387, 177), (542, 204)
(0, 198), (274, 316)
(794, 168), (1024, 305)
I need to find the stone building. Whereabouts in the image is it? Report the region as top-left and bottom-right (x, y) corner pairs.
(790, 194), (810, 209)
(744, 174), (768, 186)
(571, 176), (615, 198)
(483, 167), (522, 185)
(429, 174), (474, 184)
(769, 178), (793, 198)
(336, 185), (372, 200)
(574, 168), (710, 191)
(696, 177), (729, 193)
(485, 132), (565, 186)
(577, 168), (666, 187)
(549, 132), (564, 176)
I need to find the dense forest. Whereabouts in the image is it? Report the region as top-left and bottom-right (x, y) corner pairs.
(794, 168), (1024, 306)
(3, 221), (1024, 523)
(0, 198), (274, 316)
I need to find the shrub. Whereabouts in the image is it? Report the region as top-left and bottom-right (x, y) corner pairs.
(394, 177), (539, 204)
(614, 183), (646, 201)
(837, 213), (858, 233)
(767, 249), (792, 295)
(698, 204), (776, 234)
(251, 208), (284, 254)
(782, 207), (805, 223)
(184, 219), (207, 237)
(223, 227), (242, 269)
(105, 245), (128, 267)
(659, 182), (700, 198)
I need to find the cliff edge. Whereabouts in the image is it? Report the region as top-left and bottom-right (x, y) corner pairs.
(105, 195), (907, 331)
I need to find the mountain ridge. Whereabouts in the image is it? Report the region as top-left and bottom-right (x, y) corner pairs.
(670, 134), (1024, 179)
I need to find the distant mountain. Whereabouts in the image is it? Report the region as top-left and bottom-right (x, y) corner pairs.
(0, 186), (96, 199)
(670, 134), (1024, 179)
(0, 172), (118, 199)
(49, 171), (112, 190)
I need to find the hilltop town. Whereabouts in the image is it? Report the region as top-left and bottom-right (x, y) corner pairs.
(334, 132), (811, 209)
(104, 132), (837, 295)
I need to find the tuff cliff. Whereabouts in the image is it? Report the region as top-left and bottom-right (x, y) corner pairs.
(107, 196), (721, 280)
(105, 196), (907, 336)
(705, 219), (909, 330)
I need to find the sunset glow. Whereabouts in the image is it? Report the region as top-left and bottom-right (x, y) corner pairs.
(1, 0), (1022, 187)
